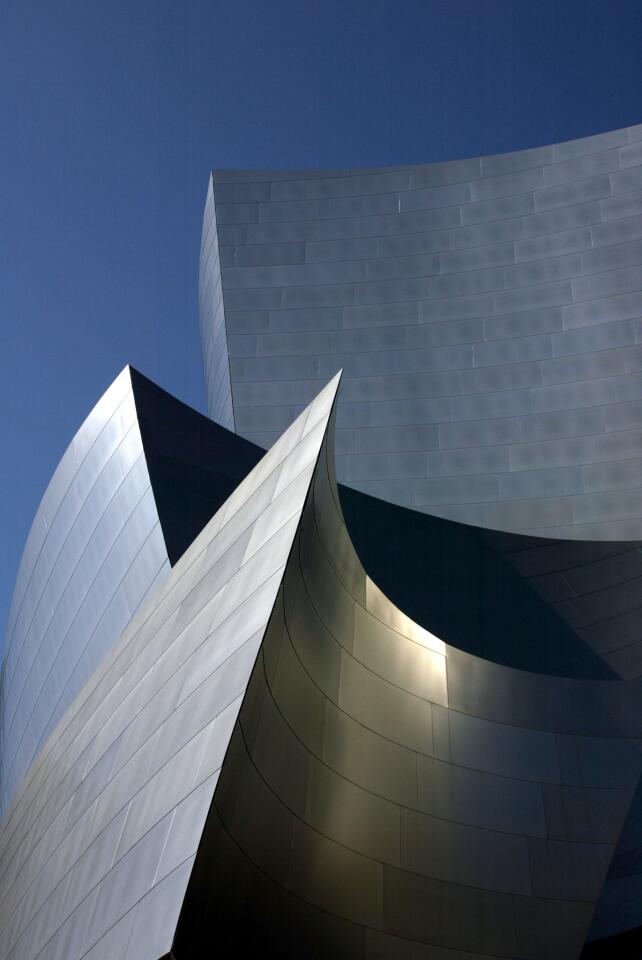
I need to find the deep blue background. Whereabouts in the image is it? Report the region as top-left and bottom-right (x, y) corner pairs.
(1, 0), (641, 638)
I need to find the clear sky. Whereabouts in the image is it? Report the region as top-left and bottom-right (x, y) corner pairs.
(1, 0), (641, 638)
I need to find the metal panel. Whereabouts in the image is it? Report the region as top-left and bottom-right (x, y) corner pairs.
(0, 374), (341, 960)
(0, 369), (169, 817)
(173, 387), (642, 959)
(202, 123), (642, 546)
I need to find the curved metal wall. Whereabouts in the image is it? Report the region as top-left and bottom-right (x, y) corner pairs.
(0, 375), (339, 960)
(339, 485), (642, 681)
(202, 123), (642, 539)
(2, 372), (642, 958)
(0, 368), (170, 817)
(2, 118), (642, 958)
(176, 377), (642, 960)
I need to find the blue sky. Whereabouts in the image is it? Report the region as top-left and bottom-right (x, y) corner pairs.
(1, 0), (641, 636)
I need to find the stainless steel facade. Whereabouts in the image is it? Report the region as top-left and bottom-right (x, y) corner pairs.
(0, 364), (262, 818)
(176, 392), (642, 959)
(4, 372), (642, 959)
(0, 374), (340, 960)
(3, 124), (642, 960)
(0, 367), (170, 818)
(201, 123), (642, 540)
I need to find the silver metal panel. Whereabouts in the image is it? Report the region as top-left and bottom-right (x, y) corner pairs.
(0, 374), (341, 960)
(198, 126), (642, 954)
(201, 123), (642, 549)
(199, 178), (234, 431)
(0, 369), (170, 817)
(3, 122), (642, 957)
(172, 383), (642, 959)
(5, 368), (642, 955)
(200, 138), (642, 953)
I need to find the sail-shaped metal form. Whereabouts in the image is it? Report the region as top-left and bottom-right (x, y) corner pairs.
(0, 373), (340, 960)
(197, 128), (642, 952)
(2, 123), (642, 960)
(0, 368), (170, 818)
(0, 366), (263, 817)
(3, 371), (642, 958)
(176, 376), (642, 959)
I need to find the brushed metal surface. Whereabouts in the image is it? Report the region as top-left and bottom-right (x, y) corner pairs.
(0, 368), (170, 818)
(0, 374), (340, 960)
(202, 124), (642, 541)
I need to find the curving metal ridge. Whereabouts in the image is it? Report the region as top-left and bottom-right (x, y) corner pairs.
(2, 374), (642, 959)
(176, 373), (642, 959)
(196, 127), (642, 948)
(0, 374), (340, 960)
(0, 368), (170, 818)
(2, 121), (642, 959)
(201, 123), (642, 540)
(0, 366), (264, 818)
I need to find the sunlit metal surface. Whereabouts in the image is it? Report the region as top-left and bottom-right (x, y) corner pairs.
(174, 379), (642, 959)
(201, 123), (642, 540)
(0, 367), (264, 820)
(0, 374), (340, 960)
(196, 126), (642, 950)
(2, 371), (642, 958)
(200, 177), (235, 431)
(2, 121), (642, 959)
(0, 368), (170, 818)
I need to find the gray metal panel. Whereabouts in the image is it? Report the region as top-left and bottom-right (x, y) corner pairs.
(199, 177), (235, 431)
(202, 123), (642, 545)
(5, 369), (642, 956)
(0, 373), (341, 960)
(0, 369), (170, 817)
(172, 385), (642, 959)
(199, 132), (642, 946)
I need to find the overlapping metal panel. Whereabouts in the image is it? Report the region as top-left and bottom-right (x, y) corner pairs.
(175, 375), (642, 958)
(0, 373), (340, 960)
(3, 367), (642, 957)
(3, 121), (642, 959)
(0, 368), (265, 820)
(0, 368), (170, 817)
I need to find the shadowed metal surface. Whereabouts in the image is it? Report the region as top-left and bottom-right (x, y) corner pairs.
(3, 120), (642, 958)
(197, 125), (642, 946)
(2, 372), (642, 958)
(128, 367), (263, 565)
(174, 379), (642, 959)
(339, 485), (642, 682)
(201, 123), (642, 540)
(0, 374), (340, 960)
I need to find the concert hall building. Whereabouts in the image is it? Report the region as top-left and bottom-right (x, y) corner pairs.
(1, 123), (642, 959)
